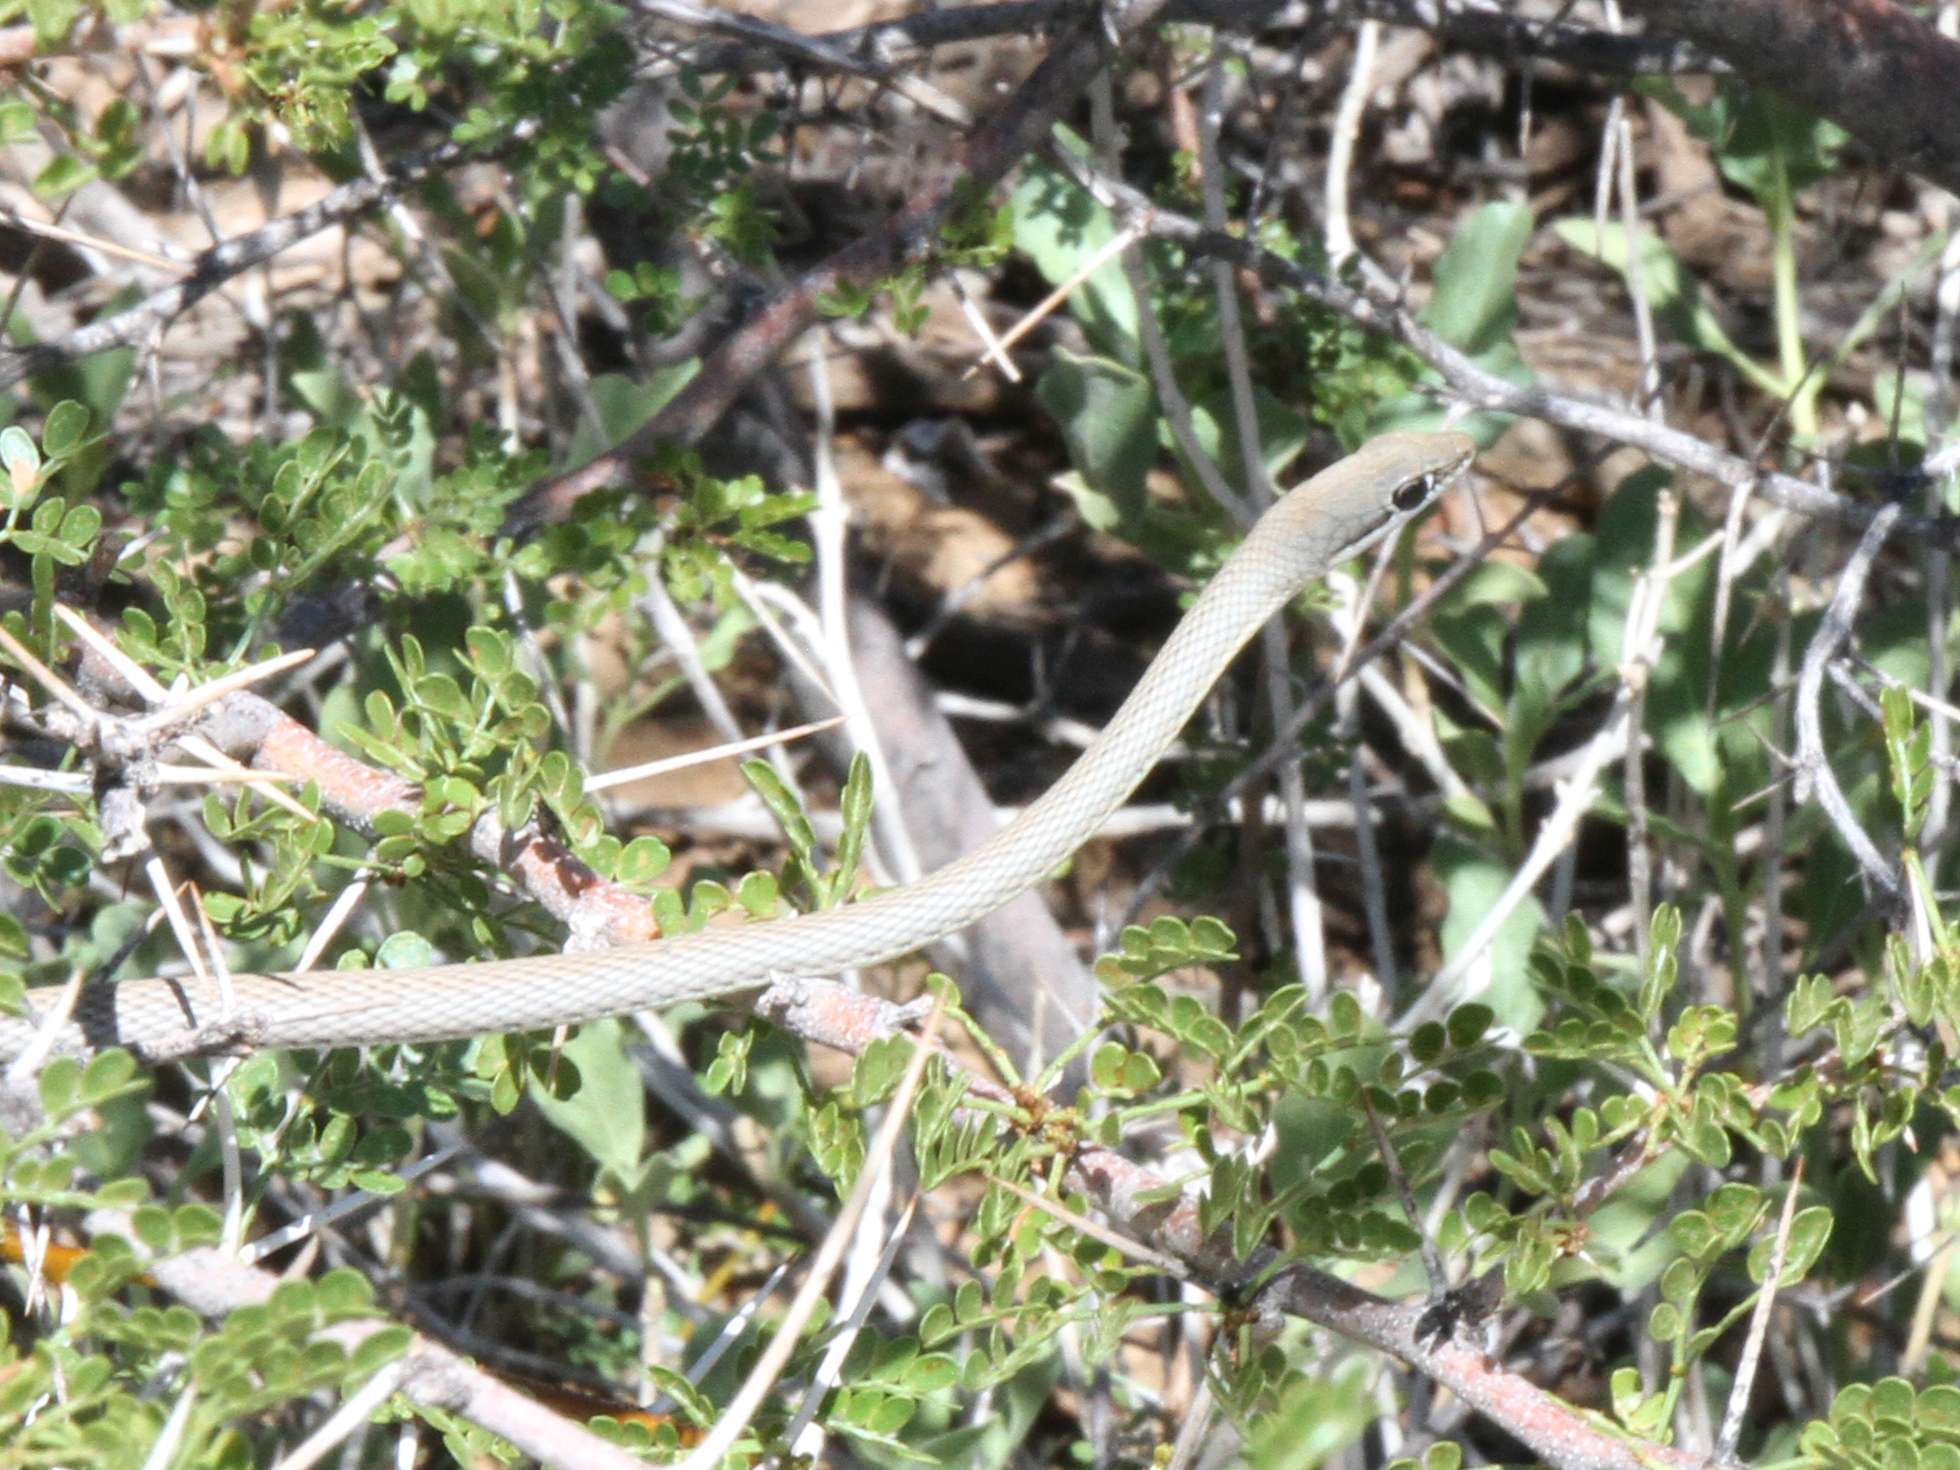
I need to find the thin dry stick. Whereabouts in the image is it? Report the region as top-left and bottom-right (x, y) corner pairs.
(1333, 578), (1398, 992)
(270, 1361), (408, 1470)
(675, 997), (946, 1470)
(51, 606), (314, 820)
(3, 966), (85, 1083)
(1193, 40), (1328, 997)
(141, 861), (218, 1006)
(798, 334), (922, 887)
(948, 269), (1018, 380)
(49, 604), (174, 701)
(1903, 1230), (1958, 1373)
(1712, 1157), (1806, 1464)
(721, 569), (832, 700)
(1401, 682), (1637, 1026)
(899, 513), (1080, 661)
(1408, 506), (1711, 1020)
(1707, 480), (1778, 742)
(986, 1171), (1191, 1278)
(585, 716), (847, 792)
(795, 339), (913, 1314)
(780, 1194), (920, 1453)
(0, 207), (184, 273)
(241, 1146), (461, 1265)
(1119, 198), (1953, 544)
(1924, 221), (1960, 861)
(0, 766), (89, 794)
(631, 0), (974, 127)
(149, 764), (295, 789)
(1853, 656), (1960, 727)
(6, 1206), (53, 1316)
(155, 737), (307, 817)
(291, 876), (376, 974)
(1599, 0), (1668, 978)
(659, 0), (1717, 82)
(1163, 1372), (1217, 1470)
(637, 567), (748, 747)
(961, 221), (1142, 379)
(140, 1377), (198, 1470)
(187, 890), (247, 1255)
(1359, 1090), (1447, 1297)
(0, 624), (100, 723)
(1324, 18), (1379, 266)
(1756, 578), (1794, 1037)
(1792, 502), (1905, 909)
(131, 647), (317, 729)
(1620, 482), (1681, 974)
(1089, 74), (1252, 531)
(673, 1259), (796, 1389)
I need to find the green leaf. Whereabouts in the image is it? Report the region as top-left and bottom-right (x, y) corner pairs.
(1919, 1386), (1960, 1435)
(37, 1056), (81, 1118)
(32, 151), (97, 202)
(1666, 1209), (1716, 1259)
(1611, 1365), (1671, 1439)
(1552, 219), (1784, 397)
(1758, 1205), (1833, 1284)
(375, 932), (440, 970)
(528, 1019), (647, 1188)
(0, 425), (40, 496)
(1644, 80), (1849, 201)
(1179, 386), (1311, 495)
(1035, 353), (1156, 525)
(1007, 148), (1138, 358)
(617, 835), (671, 886)
(827, 752), (874, 907)
(564, 366), (699, 467)
(1435, 834), (1544, 1033)
(414, 674), (471, 721)
(1444, 1003), (1493, 1050)
(743, 758), (816, 867)
(852, 1034), (914, 1108)
(1421, 201), (1533, 354)
(1637, 905), (1683, 1021)
(41, 400), (89, 459)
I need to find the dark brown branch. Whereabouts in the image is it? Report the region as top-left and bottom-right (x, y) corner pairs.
(499, 0), (1156, 533)
(663, 0), (1719, 82)
(1624, 0), (1960, 199)
(1349, 0), (1720, 75)
(1065, 1146), (1701, 1470)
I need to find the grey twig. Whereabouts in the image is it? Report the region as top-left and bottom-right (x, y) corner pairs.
(0, 121), (537, 392)
(1793, 502), (1905, 910)
(1360, 1089), (1449, 1299)
(1157, 214), (1960, 548)
(1712, 1161), (1806, 1464)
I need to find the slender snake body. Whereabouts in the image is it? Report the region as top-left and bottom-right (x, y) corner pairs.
(1, 431), (1475, 1063)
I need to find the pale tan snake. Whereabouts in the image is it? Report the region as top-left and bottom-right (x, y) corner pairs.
(0, 431), (1475, 1063)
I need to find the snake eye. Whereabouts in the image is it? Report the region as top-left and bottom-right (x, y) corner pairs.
(1392, 473), (1437, 512)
